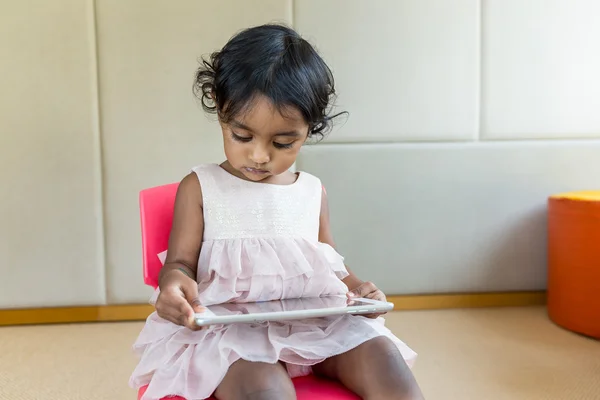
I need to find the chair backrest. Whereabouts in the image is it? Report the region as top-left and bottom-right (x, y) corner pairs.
(139, 182), (179, 288)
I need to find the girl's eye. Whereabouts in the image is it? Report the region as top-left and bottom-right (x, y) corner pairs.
(273, 142), (295, 149)
(231, 132), (252, 142)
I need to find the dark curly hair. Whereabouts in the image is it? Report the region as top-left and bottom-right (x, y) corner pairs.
(192, 24), (345, 139)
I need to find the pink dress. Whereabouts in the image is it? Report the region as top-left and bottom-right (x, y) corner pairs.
(129, 164), (417, 400)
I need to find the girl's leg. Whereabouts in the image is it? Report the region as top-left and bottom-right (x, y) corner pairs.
(313, 336), (424, 400)
(214, 359), (296, 400)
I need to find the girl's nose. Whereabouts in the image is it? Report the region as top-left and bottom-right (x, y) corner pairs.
(250, 145), (270, 164)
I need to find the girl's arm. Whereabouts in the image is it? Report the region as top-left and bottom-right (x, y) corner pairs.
(160, 172), (204, 283)
(155, 172), (205, 329)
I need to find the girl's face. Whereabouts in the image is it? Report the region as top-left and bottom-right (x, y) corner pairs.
(219, 95), (309, 182)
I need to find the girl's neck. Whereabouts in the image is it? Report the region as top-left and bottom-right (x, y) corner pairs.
(218, 161), (300, 186)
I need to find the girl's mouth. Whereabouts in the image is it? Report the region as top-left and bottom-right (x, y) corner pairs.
(244, 167), (269, 175)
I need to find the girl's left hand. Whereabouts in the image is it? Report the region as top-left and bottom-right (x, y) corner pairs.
(347, 281), (388, 318)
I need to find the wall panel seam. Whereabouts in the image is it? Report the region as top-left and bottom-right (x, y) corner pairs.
(307, 137), (600, 147)
(88, 0), (108, 304)
(476, 0), (483, 141)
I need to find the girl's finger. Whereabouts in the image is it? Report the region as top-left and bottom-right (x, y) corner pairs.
(366, 290), (386, 302)
(348, 281), (377, 298)
(185, 309), (203, 331)
(361, 290), (387, 318)
(161, 307), (186, 327)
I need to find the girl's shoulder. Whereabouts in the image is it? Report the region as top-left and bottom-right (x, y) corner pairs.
(190, 163), (220, 176)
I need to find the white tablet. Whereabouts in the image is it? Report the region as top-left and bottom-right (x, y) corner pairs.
(194, 295), (394, 327)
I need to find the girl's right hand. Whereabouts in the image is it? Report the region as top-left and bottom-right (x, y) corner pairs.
(155, 269), (205, 330)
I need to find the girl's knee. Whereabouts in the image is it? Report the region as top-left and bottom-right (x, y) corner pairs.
(217, 361), (296, 400)
(364, 336), (403, 358)
(363, 337), (424, 399)
(242, 370), (294, 400)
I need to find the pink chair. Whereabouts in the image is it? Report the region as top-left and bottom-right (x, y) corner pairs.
(138, 183), (359, 400)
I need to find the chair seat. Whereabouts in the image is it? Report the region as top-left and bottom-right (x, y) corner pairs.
(137, 375), (359, 399)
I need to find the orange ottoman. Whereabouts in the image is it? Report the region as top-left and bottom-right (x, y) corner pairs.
(547, 191), (600, 339)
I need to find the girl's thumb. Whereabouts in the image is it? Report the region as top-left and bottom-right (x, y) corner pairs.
(182, 281), (204, 313)
(190, 298), (204, 313)
(347, 283), (365, 298)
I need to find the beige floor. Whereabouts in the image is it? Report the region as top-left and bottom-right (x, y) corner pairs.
(1, 306), (599, 400)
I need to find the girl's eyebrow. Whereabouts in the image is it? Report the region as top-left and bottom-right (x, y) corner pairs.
(274, 131), (302, 137)
(230, 120), (302, 137)
(230, 120), (253, 131)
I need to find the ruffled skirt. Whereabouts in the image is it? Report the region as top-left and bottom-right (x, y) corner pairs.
(130, 237), (418, 400)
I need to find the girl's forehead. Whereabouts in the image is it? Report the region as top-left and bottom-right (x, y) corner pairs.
(230, 96), (308, 135)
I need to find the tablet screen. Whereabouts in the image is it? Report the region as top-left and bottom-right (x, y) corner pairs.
(205, 295), (372, 316)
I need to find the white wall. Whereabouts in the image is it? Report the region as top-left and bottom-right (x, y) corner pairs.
(95, 0), (292, 303)
(0, 0), (292, 308)
(482, 0), (600, 139)
(295, 0), (600, 294)
(296, 0), (480, 142)
(0, 1), (105, 308)
(1, 0), (599, 307)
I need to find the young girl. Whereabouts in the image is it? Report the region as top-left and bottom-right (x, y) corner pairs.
(130, 24), (423, 400)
